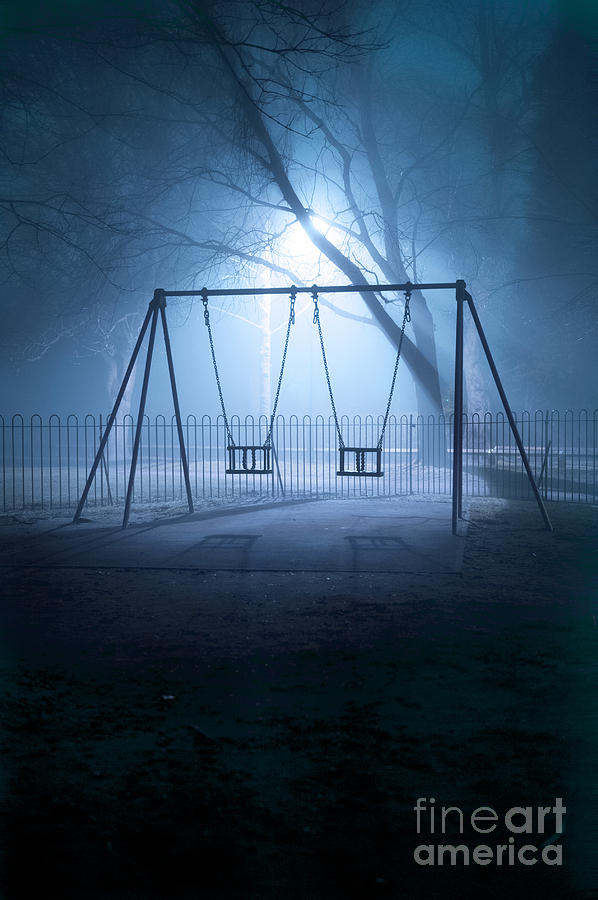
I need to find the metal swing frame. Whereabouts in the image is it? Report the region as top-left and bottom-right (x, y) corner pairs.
(73, 280), (552, 534)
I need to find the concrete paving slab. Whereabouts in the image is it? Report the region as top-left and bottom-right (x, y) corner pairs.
(1, 498), (466, 573)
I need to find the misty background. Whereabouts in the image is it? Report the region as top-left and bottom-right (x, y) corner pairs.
(1, 0), (596, 420)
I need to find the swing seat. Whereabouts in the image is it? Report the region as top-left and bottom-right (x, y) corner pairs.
(337, 446), (383, 477)
(226, 444), (272, 474)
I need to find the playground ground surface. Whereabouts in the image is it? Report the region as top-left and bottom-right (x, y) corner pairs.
(1, 496), (597, 899)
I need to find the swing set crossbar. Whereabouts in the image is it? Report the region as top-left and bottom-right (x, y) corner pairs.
(162, 282), (456, 299)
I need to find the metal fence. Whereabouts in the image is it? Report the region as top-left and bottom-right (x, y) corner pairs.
(1, 410), (596, 512)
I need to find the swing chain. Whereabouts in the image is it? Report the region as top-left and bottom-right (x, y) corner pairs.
(264, 289), (295, 448)
(201, 290), (235, 447)
(377, 289), (411, 450)
(312, 285), (345, 449)
(312, 287), (320, 325)
(290, 286), (296, 325)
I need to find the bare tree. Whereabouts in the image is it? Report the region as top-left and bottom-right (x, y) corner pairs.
(4, 0), (589, 416)
(1, 1), (451, 414)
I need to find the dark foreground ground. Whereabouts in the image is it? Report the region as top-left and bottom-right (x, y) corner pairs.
(1, 498), (597, 899)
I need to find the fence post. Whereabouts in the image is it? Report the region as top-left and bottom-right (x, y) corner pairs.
(409, 414), (413, 495)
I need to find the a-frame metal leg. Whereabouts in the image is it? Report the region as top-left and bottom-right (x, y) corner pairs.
(99, 416), (114, 505)
(122, 301), (160, 528)
(158, 294), (194, 515)
(75, 289), (194, 528)
(465, 291), (553, 532)
(452, 280), (465, 534)
(270, 440), (285, 497)
(73, 304), (154, 523)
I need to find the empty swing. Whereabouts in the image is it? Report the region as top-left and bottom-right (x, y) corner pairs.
(202, 287), (295, 474)
(312, 284), (411, 477)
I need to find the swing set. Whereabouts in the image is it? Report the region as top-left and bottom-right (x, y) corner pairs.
(73, 279), (553, 534)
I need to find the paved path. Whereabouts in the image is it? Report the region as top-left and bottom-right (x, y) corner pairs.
(2, 498), (465, 574)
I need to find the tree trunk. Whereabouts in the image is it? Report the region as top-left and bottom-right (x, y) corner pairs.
(215, 42), (447, 418)
(463, 317), (490, 414)
(106, 328), (138, 423)
(394, 288), (444, 418)
(258, 297), (272, 418)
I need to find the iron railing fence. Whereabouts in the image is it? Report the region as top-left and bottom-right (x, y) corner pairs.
(1, 410), (596, 513)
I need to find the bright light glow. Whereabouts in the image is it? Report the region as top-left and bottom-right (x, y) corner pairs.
(274, 216), (347, 285)
(282, 220), (319, 262)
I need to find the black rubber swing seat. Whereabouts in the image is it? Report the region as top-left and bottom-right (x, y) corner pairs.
(226, 444), (272, 474)
(337, 446), (383, 477)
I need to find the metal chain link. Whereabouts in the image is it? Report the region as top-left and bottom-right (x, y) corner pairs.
(202, 295), (235, 447)
(312, 287), (345, 449)
(377, 290), (411, 449)
(264, 290), (295, 448)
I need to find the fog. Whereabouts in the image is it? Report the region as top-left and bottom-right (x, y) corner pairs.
(1, 0), (596, 420)
(3, 8), (597, 896)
